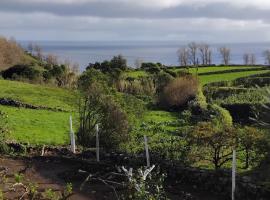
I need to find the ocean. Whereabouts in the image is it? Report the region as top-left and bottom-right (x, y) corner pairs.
(20, 41), (270, 71)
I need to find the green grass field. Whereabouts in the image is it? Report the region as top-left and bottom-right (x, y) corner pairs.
(1, 105), (73, 145)
(0, 79), (76, 111)
(0, 66), (269, 145)
(173, 66), (263, 74)
(199, 70), (270, 85)
(124, 70), (148, 78)
(124, 66), (268, 81)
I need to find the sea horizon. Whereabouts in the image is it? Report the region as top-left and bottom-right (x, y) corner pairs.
(19, 40), (270, 71)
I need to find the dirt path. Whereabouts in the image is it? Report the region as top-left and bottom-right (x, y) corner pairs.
(0, 156), (225, 200)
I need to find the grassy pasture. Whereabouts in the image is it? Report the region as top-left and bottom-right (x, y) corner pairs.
(124, 70), (148, 78)
(0, 79), (76, 111)
(199, 70), (270, 85)
(1, 105), (73, 145)
(173, 66), (263, 74)
(124, 66), (270, 86)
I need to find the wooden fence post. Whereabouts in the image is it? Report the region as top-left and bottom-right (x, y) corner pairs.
(144, 135), (150, 167)
(232, 149), (236, 200)
(96, 124), (100, 162)
(69, 115), (76, 153)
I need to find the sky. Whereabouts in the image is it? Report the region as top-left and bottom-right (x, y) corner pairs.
(0, 0), (270, 42)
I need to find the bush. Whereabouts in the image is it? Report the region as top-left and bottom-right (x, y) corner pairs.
(1, 64), (41, 81)
(188, 86), (208, 112)
(141, 63), (161, 74)
(99, 99), (129, 149)
(158, 75), (199, 110)
(152, 71), (174, 94)
(77, 73), (130, 150)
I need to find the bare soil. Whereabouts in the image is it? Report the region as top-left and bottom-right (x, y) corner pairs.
(0, 155), (225, 200)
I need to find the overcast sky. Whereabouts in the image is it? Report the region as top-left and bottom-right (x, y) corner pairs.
(0, 0), (270, 42)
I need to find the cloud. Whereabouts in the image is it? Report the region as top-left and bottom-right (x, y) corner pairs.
(0, 0), (269, 21)
(0, 11), (269, 42)
(0, 0), (269, 41)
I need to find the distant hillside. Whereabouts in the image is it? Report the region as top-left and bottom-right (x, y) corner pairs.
(0, 37), (41, 71)
(0, 37), (23, 70)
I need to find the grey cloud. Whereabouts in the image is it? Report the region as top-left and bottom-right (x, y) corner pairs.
(0, 0), (269, 22)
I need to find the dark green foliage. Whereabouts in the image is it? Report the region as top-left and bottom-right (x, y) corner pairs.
(191, 120), (236, 169)
(163, 68), (177, 77)
(99, 99), (129, 149)
(86, 55), (127, 75)
(0, 111), (10, 154)
(78, 68), (109, 92)
(141, 63), (161, 74)
(77, 69), (130, 150)
(238, 126), (268, 169)
(110, 55), (127, 70)
(1, 64), (41, 81)
(113, 93), (146, 125)
(152, 71), (174, 94)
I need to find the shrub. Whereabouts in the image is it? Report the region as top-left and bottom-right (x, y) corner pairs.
(158, 75), (199, 110)
(77, 73), (129, 150)
(99, 99), (129, 149)
(141, 63), (161, 74)
(210, 104), (233, 127)
(152, 71), (174, 94)
(188, 86), (207, 112)
(78, 68), (109, 92)
(1, 64), (41, 81)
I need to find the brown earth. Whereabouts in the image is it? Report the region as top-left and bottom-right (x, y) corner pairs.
(0, 155), (225, 200)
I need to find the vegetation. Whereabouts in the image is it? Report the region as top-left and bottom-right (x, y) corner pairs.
(0, 111), (9, 153)
(0, 37), (24, 70)
(1, 37), (270, 199)
(158, 75), (199, 110)
(0, 105), (70, 145)
(0, 79), (75, 111)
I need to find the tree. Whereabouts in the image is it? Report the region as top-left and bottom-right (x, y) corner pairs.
(250, 53), (256, 65)
(111, 54), (127, 70)
(199, 43), (211, 65)
(238, 126), (266, 169)
(219, 47), (231, 65)
(192, 120), (236, 169)
(207, 49), (212, 65)
(263, 50), (270, 65)
(178, 47), (189, 67)
(243, 53), (249, 65)
(188, 42), (199, 66)
(243, 53), (256, 65)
